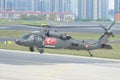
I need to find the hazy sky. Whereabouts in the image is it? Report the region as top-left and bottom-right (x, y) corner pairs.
(109, 0), (114, 9)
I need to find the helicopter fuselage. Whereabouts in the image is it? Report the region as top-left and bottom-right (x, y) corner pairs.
(15, 22), (115, 56)
(16, 30), (99, 51)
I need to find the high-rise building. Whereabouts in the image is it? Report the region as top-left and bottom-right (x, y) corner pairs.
(78, 0), (86, 19)
(54, 0), (71, 13)
(0, 0), (73, 19)
(0, 0), (3, 10)
(114, 0), (120, 13)
(34, 0), (46, 12)
(78, 0), (109, 20)
(78, 0), (93, 19)
(50, 0), (55, 12)
(101, 0), (109, 20)
(86, 0), (93, 19)
(71, 0), (77, 15)
(93, 0), (109, 20)
(64, 0), (71, 12)
(114, 0), (120, 21)
(58, 0), (63, 12)
(0, 0), (71, 13)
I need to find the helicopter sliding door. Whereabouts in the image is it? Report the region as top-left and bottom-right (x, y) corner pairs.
(34, 35), (43, 47)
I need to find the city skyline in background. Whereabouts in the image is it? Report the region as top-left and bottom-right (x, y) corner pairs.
(0, 0), (119, 21)
(77, 0), (109, 20)
(109, 0), (114, 9)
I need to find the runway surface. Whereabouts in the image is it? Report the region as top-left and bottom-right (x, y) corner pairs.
(0, 49), (120, 80)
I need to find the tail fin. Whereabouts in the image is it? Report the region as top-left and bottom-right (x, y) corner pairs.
(97, 21), (115, 45)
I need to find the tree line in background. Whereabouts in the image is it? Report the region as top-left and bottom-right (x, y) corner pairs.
(20, 15), (48, 20)
(19, 14), (111, 21)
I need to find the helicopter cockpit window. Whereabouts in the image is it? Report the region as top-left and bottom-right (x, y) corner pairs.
(21, 33), (30, 40)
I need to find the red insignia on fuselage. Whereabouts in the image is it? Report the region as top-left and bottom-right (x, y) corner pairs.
(85, 44), (89, 48)
(44, 38), (56, 45)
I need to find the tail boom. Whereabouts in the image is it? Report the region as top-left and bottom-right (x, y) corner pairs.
(97, 22), (115, 49)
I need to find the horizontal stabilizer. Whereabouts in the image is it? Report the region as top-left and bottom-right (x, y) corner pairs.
(101, 44), (113, 49)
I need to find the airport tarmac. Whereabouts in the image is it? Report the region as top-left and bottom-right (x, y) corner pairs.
(0, 49), (120, 80)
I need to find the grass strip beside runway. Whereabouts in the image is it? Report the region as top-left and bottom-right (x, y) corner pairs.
(0, 30), (29, 38)
(0, 43), (120, 59)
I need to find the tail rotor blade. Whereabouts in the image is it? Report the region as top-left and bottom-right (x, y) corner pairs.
(100, 21), (115, 32)
(108, 21), (115, 30)
(100, 24), (107, 31)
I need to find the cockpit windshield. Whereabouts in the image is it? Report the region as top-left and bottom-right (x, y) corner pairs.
(21, 33), (30, 40)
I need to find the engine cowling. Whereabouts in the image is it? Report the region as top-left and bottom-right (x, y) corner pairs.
(46, 31), (71, 40)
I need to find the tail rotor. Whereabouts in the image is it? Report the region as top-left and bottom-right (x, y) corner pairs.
(98, 21), (115, 45)
(100, 21), (115, 37)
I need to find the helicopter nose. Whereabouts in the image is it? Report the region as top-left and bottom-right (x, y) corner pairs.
(15, 39), (21, 44)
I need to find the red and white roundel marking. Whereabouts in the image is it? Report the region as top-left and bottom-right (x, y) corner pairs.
(85, 44), (89, 48)
(44, 38), (56, 45)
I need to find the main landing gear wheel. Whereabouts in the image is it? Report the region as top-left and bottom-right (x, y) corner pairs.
(38, 49), (44, 54)
(29, 47), (34, 52)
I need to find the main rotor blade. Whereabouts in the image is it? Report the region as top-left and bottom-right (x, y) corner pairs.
(99, 25), (107, 31)
(108, 21), (115, 30)
(24, 24), (99, 28)
(49, 25), (99, 28)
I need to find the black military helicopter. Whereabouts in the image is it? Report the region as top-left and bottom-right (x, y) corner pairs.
(15, 22), (115, 57)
